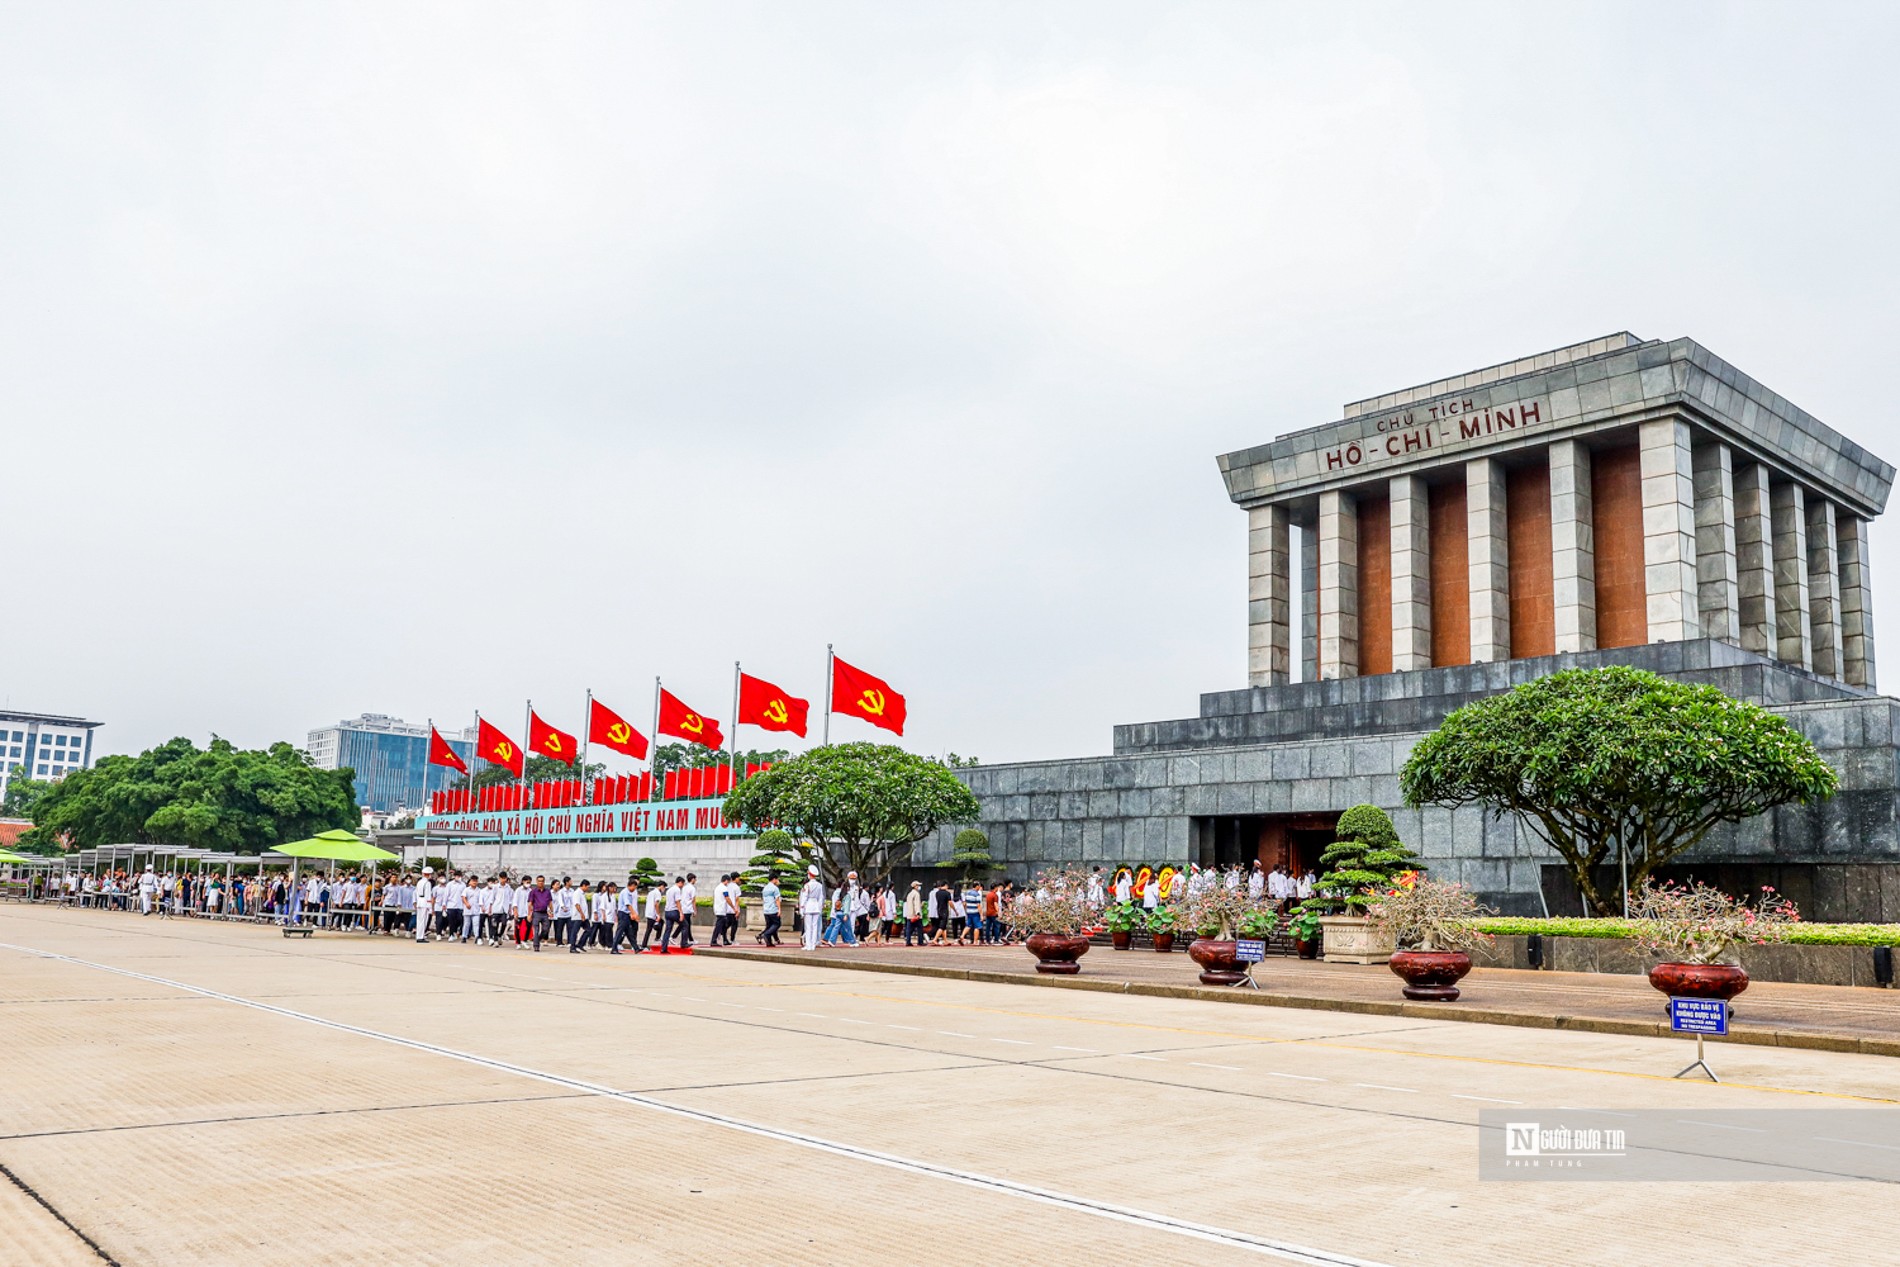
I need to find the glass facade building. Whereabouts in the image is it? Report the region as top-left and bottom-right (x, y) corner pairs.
(306, 715), (476, 814)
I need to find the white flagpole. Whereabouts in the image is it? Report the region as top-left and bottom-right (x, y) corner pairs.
(581, 688), (593, 805)
(424, 716), (434, 819)
(822, 643), (835, 746)
(471, 708), (481, 814)
(729, 660), (741, 791)
(649, 677), (662, 803)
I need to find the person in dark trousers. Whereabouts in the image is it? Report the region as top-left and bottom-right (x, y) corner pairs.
(676, 873), (698, 948)
(640, 881), (664, 950)
(614, 881), (639, 954)
(757, 876), (782, 946)
(657, 875), (684, 954)
(530, 876), (552, 952)
(570, 881), (595, 952)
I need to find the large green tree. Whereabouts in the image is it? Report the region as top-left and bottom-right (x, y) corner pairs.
(722, 742), (980, 886)
(1399, 666), (1838, 915)
(25, 737), (359, 854)
(2, 771), (51, 820)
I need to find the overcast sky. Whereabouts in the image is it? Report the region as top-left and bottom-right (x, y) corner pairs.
(4, 2), (1897, 772)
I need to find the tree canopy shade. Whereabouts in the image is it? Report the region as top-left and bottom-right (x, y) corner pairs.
(1399, 666), (1839, 916)
(24, 737), (359, 854)
(722, 742), (980, 886)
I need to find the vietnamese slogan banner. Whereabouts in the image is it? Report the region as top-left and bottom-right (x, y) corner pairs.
(415, 797), (748, 842)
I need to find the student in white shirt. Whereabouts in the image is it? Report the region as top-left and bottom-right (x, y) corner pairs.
(758, 877), (782, 946)
(641, 881), (664, 951)
(658, 877), (684, 954)
(676, 873), (698, 948)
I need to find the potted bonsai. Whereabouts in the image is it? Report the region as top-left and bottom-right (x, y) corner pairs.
(1144, 902), (1179, 952)
(1103, 900), (1142, 950)
(1366, 874), (1494, 1001)
(1313, 804), (1420, 964)
(1629, 879), (1799, 1002)
(1284, 903), (1322, 959)
(1183, 886), (1278, 986)
(1009, 868), (1094, 975)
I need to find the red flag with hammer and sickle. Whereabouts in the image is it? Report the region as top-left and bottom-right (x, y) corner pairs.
(427, 726), (468, 775)
(737, 672), (809, 738)
(588, 698), (650, 761)
(528, 710), (578, 766)
(657, 688), (724, 750)
(830, 656), (906, 736)
(475, 717), (525, 777)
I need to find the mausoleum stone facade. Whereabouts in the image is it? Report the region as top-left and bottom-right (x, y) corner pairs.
(922, 335), (1900, 919)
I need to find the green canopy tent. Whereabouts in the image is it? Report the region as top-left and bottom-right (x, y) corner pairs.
(268, 831), (400, 930)
(0, 850), (37, 864)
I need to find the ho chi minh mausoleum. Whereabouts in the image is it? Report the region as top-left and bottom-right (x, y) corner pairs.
(923, 333), (1900, 920)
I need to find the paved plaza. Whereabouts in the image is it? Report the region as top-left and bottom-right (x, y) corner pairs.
(2, 903), (1897, 1266)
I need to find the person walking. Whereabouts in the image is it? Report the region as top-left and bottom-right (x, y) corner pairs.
(641, 879), (664, 951)
(798, 867), (825, 951)
(902, 880), (925, 945)
(614, 880), (638, 954)
(529, 876), (552, 951)
(657, 876), (684, 953)
(413, 868), (435, 943)
(709, 873), (734, 947)
(569, 881), (594, 952)
(757, 875), (782, 946)
(676, 873), (698, 948)
(138, 866), (157, 916)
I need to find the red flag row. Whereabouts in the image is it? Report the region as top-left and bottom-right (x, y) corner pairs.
(427, 763), (776, 816)
(425, 654), (906, 785)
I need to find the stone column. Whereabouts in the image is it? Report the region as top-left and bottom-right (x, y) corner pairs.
(1806, 497), (1841, 679)
(1300, 517), (1318, 682)
(1389, 474), (1432, 671)
(1317, 490), (1359, 679)
(1838, 512), (1877, 688)
(1466, 459), (1510, 662)
(1639, 418), (1700, 643)
(1247, 503), (1292, 687)
(1770, 482), (1811, 669)
(1734, 462), (1778, 657)
(1549, 439), (1596, 653)
(1691, 440), (1740, 644)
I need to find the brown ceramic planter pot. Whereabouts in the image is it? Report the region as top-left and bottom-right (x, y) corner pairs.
(1647, 961), (1749, 1000)
(1293, 937), (1319, 960)
(1388, 949), (1472, 1001)
(1151, 931), (1175, 953)
(1188, 937), (1246, 986)
(1110, 930), (1131, 950)
(1026, 933), (1091, 975)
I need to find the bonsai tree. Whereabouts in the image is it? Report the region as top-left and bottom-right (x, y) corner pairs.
(741, 829), (815, 893)
(1314, 804), (1420, 915)
(1400, 666), (1839, 916)
(1627, 879), (1800, 965)
(722, 742), (981, 887)
(627, 856), (665, 889)
(1365, 875), (1495, 953)
(940, 828), (995, 882)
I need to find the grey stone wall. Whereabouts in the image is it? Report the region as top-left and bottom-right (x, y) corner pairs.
(922, 642), (1900, 920)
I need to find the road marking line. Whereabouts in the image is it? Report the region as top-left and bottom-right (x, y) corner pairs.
(992, 1038), (1032, 1045)
(1451, 1095), (1520, 1105)
(1190, 1063), (1241, 1072)
(887, 1025), (922, 1031)
(1352, 1084), (1416, 1094)
(1267, 1073), (1325, 1082)
(795, 1012), (829, 1019)
(1816, 1136), (1900, 1151)
(1051, 1045), (1097, 1053)
(1127, 1054), (1166, 1062)
(0, 942), (1391, 1267)
(1679, 1121), (1767, 1133)
(938, 1031), (977, 1039)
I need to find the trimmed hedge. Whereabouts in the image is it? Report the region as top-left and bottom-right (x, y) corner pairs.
(1475, 916), (1900, 947)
